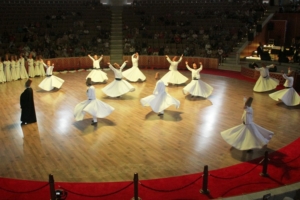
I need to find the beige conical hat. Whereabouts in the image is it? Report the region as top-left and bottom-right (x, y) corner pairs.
(86, 78), (92, 85)
(155, 72), (160, 80)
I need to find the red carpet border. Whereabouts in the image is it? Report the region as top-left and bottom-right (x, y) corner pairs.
(1, 138), (300, 200)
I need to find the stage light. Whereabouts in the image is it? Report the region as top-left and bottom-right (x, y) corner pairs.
(55, 189), (68, 200)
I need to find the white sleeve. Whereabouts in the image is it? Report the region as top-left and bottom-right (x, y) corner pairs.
(186, 65), (192, 72)
(98, 56), (103, 62)
(42, 62), (48, 69)
(266, 65), (273, 68)
(255, 67), (261, 72)
(178, 56), (183, 63)
(166, 57), (172, 64)
(120, 62), (127, 70)
(108, 64), (116, 73)
(87, 88), (93, 99)
(282, 73), (288, 80)
(199, 64), (203, 72)
(88, 55), (94, 61)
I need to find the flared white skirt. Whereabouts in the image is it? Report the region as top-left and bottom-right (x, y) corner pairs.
(16, 67), (21, 79)
(74, 99), (115, 121)
(269, 88), (300, 106)
(122, 67), (146, 82)
(253, 76), (279, 92)
(102, 79), (135, 97)
(220, 123), (274, 150)
(183, 79), (213, 98)
(86, 69), (108, 83)
(20, 66), (29, 79)
(11, 67), (18, 81)
(140, 92), (180, 113)
(4, 67), (12, 81)
(38, 75), (65, 91)
(160, 70), (188, 86)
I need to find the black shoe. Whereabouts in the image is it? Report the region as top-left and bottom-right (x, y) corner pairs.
(91, 121), (97, 125)
(158, 113), (164, 116)
(247, 149), (253, 153)
(21, 122), (27, 126)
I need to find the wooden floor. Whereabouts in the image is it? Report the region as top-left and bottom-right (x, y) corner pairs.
(0, 69), (299, 183)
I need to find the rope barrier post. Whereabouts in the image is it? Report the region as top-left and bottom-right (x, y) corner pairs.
(49, 174), (56, 200)
(200, 165), (210, 194)
(260, 151), (269, 177)
(131, 173), (141, 200)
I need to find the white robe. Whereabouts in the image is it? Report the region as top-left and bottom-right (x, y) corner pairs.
(253, 65), (279, 92)
(86, 55), (108, 83)
(34, 60), (41, 76)
(269, 74), (300, 106)
(160, 56), (188, 86)
(74, 86), (114, 121)
(3, 61), (12, 81)
(183, 64), (213, 98)
(27, 58), (35, 78)
(283, 69), (291, 87)
(140, 79), (180, 113)
(122, 54), (146, 82)
(38, 63), (64, 91)
(15, 59), (21, 80)
(220, 106), (274, 150)
(102, 62), (135, 97)
(10, 60), (18, 81)
(19, 57), (29, 79)
(0, 63), (6, 83)
(39, 61), (46, 77)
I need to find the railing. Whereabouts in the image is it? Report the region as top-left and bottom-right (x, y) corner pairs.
(35, 56), (219, 72)
(1, 150), (300, 199)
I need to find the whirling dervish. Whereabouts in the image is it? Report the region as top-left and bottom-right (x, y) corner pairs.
(38, 60), (64, 91)
(140, 73), (180, 116)
(102, 61), (135, 98)
(269, 67), (300, 106)
(160, 54), (188, 86)
(253, 63), (279, 92)
(86, 54), (108, 83)
(122, 52), (146, 82)
(220, 97), (274, 152)
(74, 78), (115, 125)
(183, 61), (213, 98)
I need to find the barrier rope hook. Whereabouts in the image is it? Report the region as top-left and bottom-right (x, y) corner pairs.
(200, 165), (210, 194)
(260, 151), (269, 177)
(131, 173), (142, 200)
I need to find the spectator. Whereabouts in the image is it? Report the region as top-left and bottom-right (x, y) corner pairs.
(147, 46), (153, 55)
(217, 47), (224, 65)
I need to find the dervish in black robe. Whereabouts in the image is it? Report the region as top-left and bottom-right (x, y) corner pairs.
(20, 87), (37, 125)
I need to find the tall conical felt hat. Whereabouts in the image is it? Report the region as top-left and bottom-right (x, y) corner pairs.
(25, 79), (32, 87)
(155, 72), (160, 80)
(86, 78), (92, 85)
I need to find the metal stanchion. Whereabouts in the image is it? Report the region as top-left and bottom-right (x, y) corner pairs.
(49, 174), (56, 200)
(131, 173), (141, 200)
(260, 151), (269, 177)
(200, 165), (210, 194)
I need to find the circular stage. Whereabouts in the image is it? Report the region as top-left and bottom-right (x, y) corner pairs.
(0, 69), (299, 182)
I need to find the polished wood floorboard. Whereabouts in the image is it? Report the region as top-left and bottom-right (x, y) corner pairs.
(0, 69), (299, 182)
